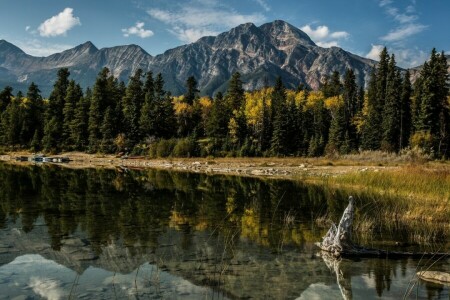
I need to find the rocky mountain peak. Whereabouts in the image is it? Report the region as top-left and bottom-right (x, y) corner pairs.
(74, 41), (99, 53)
(0, 39), (26, 56)
(259, 20), (316, 49)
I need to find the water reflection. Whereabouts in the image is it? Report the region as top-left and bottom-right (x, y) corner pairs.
(0, 162), (448, 299)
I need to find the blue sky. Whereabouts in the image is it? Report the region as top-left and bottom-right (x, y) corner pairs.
(0, 0), (448, 68)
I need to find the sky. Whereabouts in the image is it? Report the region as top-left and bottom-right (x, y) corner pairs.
(0, 0), (448, 68)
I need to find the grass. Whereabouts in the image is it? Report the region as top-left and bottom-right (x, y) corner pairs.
(308, 165), (450, 244)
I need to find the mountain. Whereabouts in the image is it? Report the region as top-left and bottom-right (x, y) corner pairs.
(0, 20), (376, 96)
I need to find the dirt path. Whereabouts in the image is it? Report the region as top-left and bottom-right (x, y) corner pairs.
(0, 151), (397, 179)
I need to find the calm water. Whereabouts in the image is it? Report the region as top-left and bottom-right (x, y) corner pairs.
(0, 162), (448, 299)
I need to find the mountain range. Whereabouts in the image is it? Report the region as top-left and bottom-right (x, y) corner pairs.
(0, 20), (406, 97)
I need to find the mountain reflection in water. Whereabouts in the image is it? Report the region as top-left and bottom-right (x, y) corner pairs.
(0, 163), (448, 299)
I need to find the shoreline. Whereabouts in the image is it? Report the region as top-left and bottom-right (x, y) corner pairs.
(0, 151), (400, 180)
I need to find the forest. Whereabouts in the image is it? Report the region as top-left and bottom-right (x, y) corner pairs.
(0, 47), (448, 158)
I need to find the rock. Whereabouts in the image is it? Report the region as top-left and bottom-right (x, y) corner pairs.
(250, 170), (265, 175)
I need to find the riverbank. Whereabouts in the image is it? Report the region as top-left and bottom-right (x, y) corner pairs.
(0, 151), (409, 178)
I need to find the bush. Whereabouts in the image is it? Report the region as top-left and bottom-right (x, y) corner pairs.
(156, 139), (176, 157)
(173, 138), (197, 157)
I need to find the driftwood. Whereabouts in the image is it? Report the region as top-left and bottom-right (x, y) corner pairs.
(417, 271), (450, 285)
(315, 196), (449, 259)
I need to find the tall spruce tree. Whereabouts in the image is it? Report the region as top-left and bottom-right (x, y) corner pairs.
(43, 68), (70, 151)
(71, 88), (90, 150)
(62, 80), (83, 149)
(184, 76), (199, 105)
(270, 77), (288, 156)
(381, 54), (401, 152)
(206, 92), (228, 138)
(226, 72), (245, 112)
(399, 69), (412, 149)
(21, 82), (43, 147)
(122, 69), (144, 146)
(88, 68), (109, 151)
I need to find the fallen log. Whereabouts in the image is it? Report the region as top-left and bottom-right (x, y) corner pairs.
(417, 271), (450, 285)
(315, 196), (449, 259)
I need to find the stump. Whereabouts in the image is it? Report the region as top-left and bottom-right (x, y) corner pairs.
(315, 196), (449, 259)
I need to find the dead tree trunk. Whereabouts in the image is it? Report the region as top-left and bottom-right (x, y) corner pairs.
(315, 196), (449, 259)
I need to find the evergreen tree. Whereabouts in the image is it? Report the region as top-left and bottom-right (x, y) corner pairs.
(259, 92), (272, 153)
(206, 92), (228, 138)
(362, 70), (381, 150)
(100, 106), (116, 153)
(381, 55), (402, 152)
(88, 68), (109, 151)
(139, 72), (155, 137)
(122, 69), (144, 146)
(0, 86), (13, 112)
(62, 80), (83, 149)
(322, 71), (342, 98)
(399, 69), (412, 149)
(413, 49), (450, 156)
(71, 88), (90, 150)
(184, 76), (199, 105)
(270, 77), (288, 155)
(21, 82), (43, 147)
(43, 68), (70, 151)
(226, 72), (245, 112)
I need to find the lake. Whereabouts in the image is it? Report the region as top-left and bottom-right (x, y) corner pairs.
(0, 162), (448, 299)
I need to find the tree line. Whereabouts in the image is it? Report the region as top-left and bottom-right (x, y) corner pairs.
(0, 48), (448, 158)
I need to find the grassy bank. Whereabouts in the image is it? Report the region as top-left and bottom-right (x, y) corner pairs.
(306, 166), (450, 244)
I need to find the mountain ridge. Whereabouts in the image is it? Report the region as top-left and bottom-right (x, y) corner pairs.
(0, 20), (376, 96)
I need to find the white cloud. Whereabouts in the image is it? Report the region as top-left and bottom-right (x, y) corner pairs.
(25, 26), (30, 32)
(378, 1), (426, 42)
(253, 0), (271, 12)
(365, 44), (428, 68)
(317, 41), (339, 48)
(38, 8), (81, 37)
(122, 22), (154, 38)
(365, 44), (384, 60)
(300, 25), (349, 48)
(379, 0), (392, 7)
(381, 23), (427, 42)
(148, 1), (266, 43)
(14, 39), (73, 57)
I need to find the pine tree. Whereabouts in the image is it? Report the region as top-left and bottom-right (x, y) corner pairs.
(71, 89), (90, 150)
(381, 54), (401, 152)
(88, 68), (109, 151)
(62, 80), (83, 149)
(184, 76), (199, 105)
(362, 70), (381, 150)
(30, 129), (41, 152)
(270, 77), (288, 156)
(412, 49), (450, 156)
(139, 72), (155, 137)
(259, 93), (272, 153)
(206, 92), (228, 138)
(362, 48), (390, 151)
(20, 82), (43, 147)
(399, 69), (412, 149)
(100, 106), (115, 153)
(122, 69), (144, 146)
(226, 72), (245, 112)
(43, 68), (70, 151)
(322, 71), (342, 98)
(0, 86), (13, 112)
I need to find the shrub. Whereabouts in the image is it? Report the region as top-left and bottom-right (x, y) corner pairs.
(173, 138), (196, 157)
(156, 139), (176, 157)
